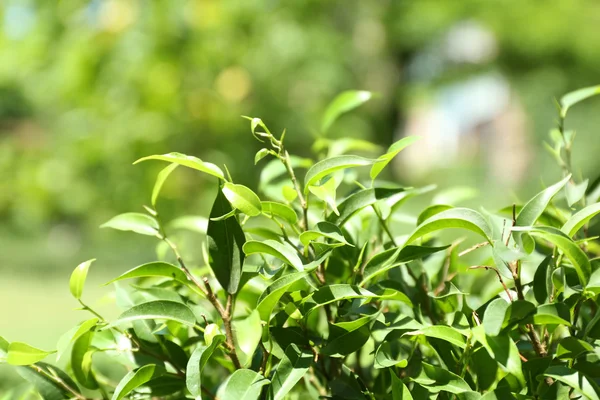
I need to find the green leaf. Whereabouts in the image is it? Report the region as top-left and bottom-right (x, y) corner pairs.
(483, 298), (509, 336)
(207, 185), (246, 294)
(106, 300), (196, 329)
(223, 182), (262, 217)
(0, 336), (8, 360)
(405, 208), (493, 245)
(556, 337), (594, 360)
(562, 202), (600, 237)
(243, 240), (304, 272)
(515, 175), (571, 228)
(304, 284), (378, 310)
(560, 85), (600, 118)
(321, 90), (372, 133)
(516, 226), (591, 285)
(544, 365), (600, 400)
(412, 362), (470, 394)
(300, 221), (351, 248)
(17, 362), (79, 400)
(321, 324), (371, 356)
(404, 326), (467, 349)
(186, 335), (226, 397)
(7, 342), (55, 366)
(533, 256), (553, 304)
(360, 245), (449, 286)
(268, 344), (312, 400)
(56, 317), (99, 362)
(309, 175), (340, 215)
(104, 261), (189, 286)
(261, 201), (298, 224)
(417, 204), (454, 226)
(71, 330), (98, 389)
(566, 179), (589, 207)
(134, 152), (224, 180)
(391, 371), (413, 400)
(256, 272), (307, 322)
(100, 212), (160, 237)
(69, 259), (95, 300)
(472, 326), (525, 386)
(370, 136), (420, 180)
(111, 364), (156, 400)
(151, 163), (178, 207)
(327, 187), (405, 226)
(533, 303), (571, 325)
(255, 148), (270, 164)
(233, 310), (262, 367)
(216, 369), (270, 400)
(304, 155), (374, 193)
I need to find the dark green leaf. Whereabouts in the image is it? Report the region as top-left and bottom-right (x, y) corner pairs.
(134, 152), (224, 180)
(533, 256), (553, 304)
(327, 187), (405, 226)
(207, 185), (246, 293)
(556, 337), (594, 360)
(544, 365), (600, 400)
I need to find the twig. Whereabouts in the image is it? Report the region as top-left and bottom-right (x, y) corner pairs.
(31, 365), (88, 400)
(458, 241), (489, 257)
(469, 265), (513, 301)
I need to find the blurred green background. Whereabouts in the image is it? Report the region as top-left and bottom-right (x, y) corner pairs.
(1, 0), (600, 390)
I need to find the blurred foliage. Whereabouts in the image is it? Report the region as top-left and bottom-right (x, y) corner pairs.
(0, 0), (599, 274)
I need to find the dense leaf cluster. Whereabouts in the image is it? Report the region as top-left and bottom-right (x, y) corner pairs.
(2, 87), (600, 399)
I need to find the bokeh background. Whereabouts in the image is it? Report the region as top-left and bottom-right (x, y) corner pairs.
(1, 0), (600, 390)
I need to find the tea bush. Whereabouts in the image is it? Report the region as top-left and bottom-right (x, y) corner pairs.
(2, 86), (600, 399)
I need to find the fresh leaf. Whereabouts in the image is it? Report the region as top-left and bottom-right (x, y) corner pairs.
(255, 148), (270, 164)
(404, 326), (467, 349)
(256, 272), (307, 322)
(111, 364), (156, 400)
(483, 298), (509, 336)
(309, 175), (340, 215)
(562, 202), (600, 237)
(327, 187), (405, 226)
(56, 318), (99, 362)
(216, 369), (270, 400)
(321, 90), (372, 133)
(186, 335), (226, 397)
(7, 342), (55, 366)
(566, 179), (589, 207)
(101, 212), (160, 237)
(104, 261), (189, 286)
(560, 85), (600, 118)
(233, 310), (262, 367)
(134, 152), (224, 180)
(223, 182), (262, 217)
(412, 362), (471, 394)
(151, 163), (178, 207)
(106, 300), (196, 329)
(370, 136), (420, 180)
(269, 344), (312, 400)
(391, 371), (413, 400)
(207, 185), (246, 294)
(304, 155), (374, 193)
(300, 221), (351, 248)
(544, 365), (600, 400)
(405, 208), (493, 245)
(243, 240), (304, 272)
(261, 201), (298, 224)
(515, 175), (571, 228)
(69, 259), (95, 300)
(71, 330), (98, 389)
(533, 303), (571, 325)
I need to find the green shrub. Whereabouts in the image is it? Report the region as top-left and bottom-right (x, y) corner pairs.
(2, 87), (600, 399)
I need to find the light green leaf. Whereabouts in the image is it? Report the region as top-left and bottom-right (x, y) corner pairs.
(417, 204), (453, 226)
(261, 201), (298, 224)
(562, 202), (600, 237)
(566, 179), (589, 207)
(304, 155), (374, 193)
(0, 336), (8, 360)
(327, 187), (405, 226)
(302, 284), (378, 312)
(111, 364), (156, 400)
(483, 298), (509, 336)
(404, 326), (467, 349)
(556, 337), (594, 360)
(472, 325), (525, 386)
(71, 331), (97, 389)
(152, 163), (178, 207)
(134, 152), (224, 180)
(321, 90), (373, 133)
(216, 369), (270, 400)
(533, 303), (571, 326)
(256, 272), (307, 322)
(7, 342), (55, 366)
(412, 362), (470, 394)
(243, 240), (304, 272)
(169, 215), (208, 233)
(515, 175), (571, 228)
(223, 182), (262, 217)
(269, 344), (312, 400)
(207, 185), (246, 294)
(233, 310), (262, 367)
(69, 259), (95, 300)
(391, 371), (413, 400)
(56, 317), (99, 362)
(255, 148), (270, 164)
(17, 362), (78, 400)
(300, 221), (351, 248)
(308, 175), (340, 215)
(186, 335), (226, 397)
(544, 365), (600, 400)
(560, 85), (600, 118)
(104, 261), (189, 286)
(101, 212), (160, 237)
(405, 208), (493, 245)
(516, 226), (591, 285)
(370, 136), (420, 180)
(106, 300), (196, 329)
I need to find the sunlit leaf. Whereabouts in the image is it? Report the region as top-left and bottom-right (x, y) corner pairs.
(412, 363), (470, 394)
(300, 221), (351, 248)
(106, 300), (196, 329)
(134, 152), (224, 180)
(151, 163), (178, 207)
(560, 85), (600, 118)
(233, 310), (262, 367)
(261, 201), (298, 224)
(7, 342), (55, 366)
(562, 202), (600, 237)
(404, 326), (467, 349)
(566, 179), (589, 207)
(56, 318), (99, 362)
(321, 90), (373, 133)
(71, 330), (97, 389)
(391, 371), (413, 400)
(243, 240), (304, 272)
(328, 187), (405, 226)
(256, 272), (307, 322)
(304, 155), (374, 193)
(69, 259), (95, 300)
(111, 364), (156, 400)
(223, 182), (262, 217)
(370, 136), (420, 180)
(268, 344), (312, 400)
(515, 175), (571, 229)
(101, 212), (160, 237)
(104, 262), (189, 286)
(186, 335), (226, 397)
(405, 208), (493, 245)
(544, 365), (600, 400)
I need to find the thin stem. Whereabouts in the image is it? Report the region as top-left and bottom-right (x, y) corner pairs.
(221, 292), (242, 369)
(31, 365), (88, 400)
(163, 236), (208, 297)
(469, 265), (513, 301)
(372, 205), (396, 246)
(281, 149), (309, 230)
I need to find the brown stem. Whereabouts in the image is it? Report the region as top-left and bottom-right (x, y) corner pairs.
(222, 293), (242, 369)
(163, 237), (208, 297)
(469, 266), (513, 301)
